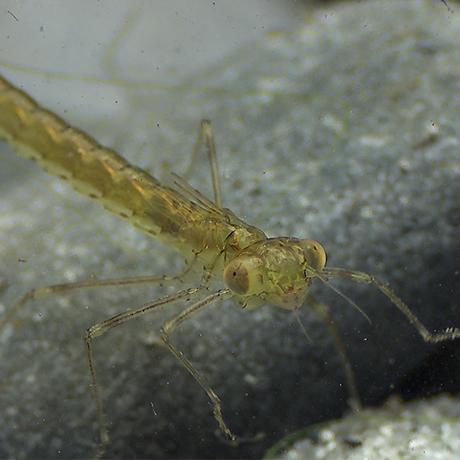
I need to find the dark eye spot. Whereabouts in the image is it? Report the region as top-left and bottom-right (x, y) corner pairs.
(224, 263), (249, 295)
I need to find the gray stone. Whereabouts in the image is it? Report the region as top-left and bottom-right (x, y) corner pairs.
(266, 395), (460, 460)
(1, 0), (459, 459)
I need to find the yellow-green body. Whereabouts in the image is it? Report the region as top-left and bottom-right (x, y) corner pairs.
(0, 74), (328, 310)
(0, 75), (266, 273)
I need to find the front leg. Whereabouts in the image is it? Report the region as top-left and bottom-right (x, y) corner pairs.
(160, 288), (237, 440)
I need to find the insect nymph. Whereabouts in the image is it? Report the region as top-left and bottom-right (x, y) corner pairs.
(0, 74), (459, 458)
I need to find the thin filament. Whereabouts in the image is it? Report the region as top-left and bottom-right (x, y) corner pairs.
(293, 308), (313, 344)
(315, 272), (372, 324)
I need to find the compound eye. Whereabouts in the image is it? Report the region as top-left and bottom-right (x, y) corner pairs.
(301, 239), (326, 272)
(224, 260), (249, 295)
(223, 255), (263, 296)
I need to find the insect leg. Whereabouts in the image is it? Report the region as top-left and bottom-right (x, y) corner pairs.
(306, 293), (362, 412)
(160, 288), (237, 440)
(0, 265), (192, 332)
(322, 267), (460, 343)
(183, 119), (223, 208)
(85, 286), (205, 459)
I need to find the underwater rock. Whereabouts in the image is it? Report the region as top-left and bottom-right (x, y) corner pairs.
(1, 1), (459, 458)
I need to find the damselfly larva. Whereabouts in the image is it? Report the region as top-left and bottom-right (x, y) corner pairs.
(1, 73), (459, 457)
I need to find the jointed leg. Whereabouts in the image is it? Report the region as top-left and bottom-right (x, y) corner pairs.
(183, 119), (223, 208)
(0, 266), (192, 332)
(306, 293), (362, 412)
(160, 288), (236, 440)
(322, 267), (460, 343)
(85, 286), (205, 459)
